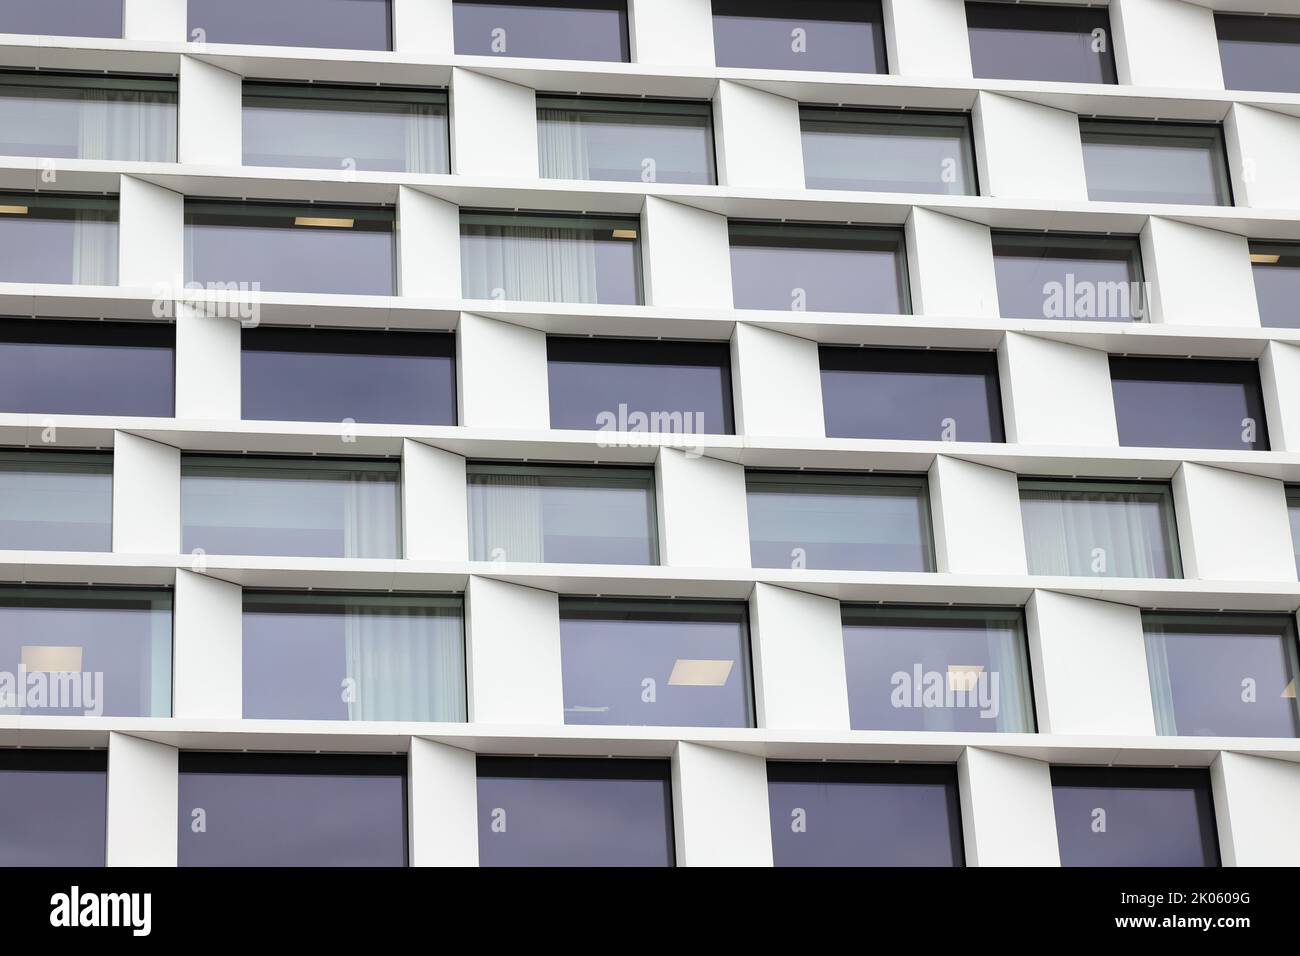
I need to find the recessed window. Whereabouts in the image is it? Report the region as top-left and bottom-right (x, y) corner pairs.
(453, 0), (629, 62)
(1288, 487), (1300, 578)
(0, 193), (117, 285)
(467, 463), (658, 565)
(0, 451), (112, 551)
(0, 0), (122, 38)
(181, 456), (402, 559)
(841, 606), (1034, 733)
(187, 0), (392, 51)
(0, 586), (172, 718)
(242, 83), (448, 173)
(546, 336), (733, 435)
(1216, 13), (1300, 94)
(1051, 767), (1220, 867)
(476, 757), (674, 866)
(0, 318), (173, 417)
(460, 211), (643, 305)
(992, 232), (1146, 322)
(1249, 242), (1300, 329)
(0, 750), (106, 866)
(1145, 612), (1300, 739)
(767, 762), (964, 867)
(559, 599), (753, 728)
(1019, 479), (1182, 578)
(966, 1), (1117, 84)
(0, 72), (175, 162)
(711, 0), (887, 74)
(820, 346), (1005, 442)
(1079, 120), (1232, 206)
(1110, 357), (1268, 451)
(728, 221), (909, 314)
(185, 201), (395, 296)
(177, 753), (407, 866)
(801, 108), (978, 195)
(243, 592), (466, 722)
(746, 472), (934, 572)
(241, 327), (456, 426)
(537, 96), (715, 184)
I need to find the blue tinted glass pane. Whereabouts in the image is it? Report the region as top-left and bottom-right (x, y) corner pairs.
(801, 109), (977, 195)
(992, 232), (1145, 321)
(0, 0), (122, 38)
(242, 327), (456, 426)
(0, 452), (112, 551)
(1251, 243), (1300, 329)
(0, 751), (107, 866)
(242, 85), (448, 172)
(729, 222), (908, 314)
(476, 757), (673, 866)
(178, 754), (407, 866)
(0, 587), (172, 718)
(559, 600), (752, 728)
(537, 97), (714, 184)
(746, 473), (933, 571)
(467, 465), (657, 565)
(453, 0), (628, 61)
(967, 1), (1116, 83)
(820, 347), (1004, 441)
(181, 457), (401, 559)
(1216, 14), (1300, 94)
(841, 607), (1034, 733)
(1052, 767), (1219, 867)
(0, 319), (173, 417)
(243, 593), (466, 721)
(546, 337), (733, 435)
(712, 0), (886, 73)
(768, 762), (963, 866)
(0, 194), (117, 285)
(1290, 490), (1300, 578)
(1080, 122), (1231, 205)
(188, 0), (392, 50)
(1145, 613), (1300, 738)
(1110, 357), (1268, 451)
(0, 76), (176, 162)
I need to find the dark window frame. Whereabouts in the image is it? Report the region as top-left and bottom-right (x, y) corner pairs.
(990, 230), (1147, 322)
(1109, 355), (1270, 451)
(711, 0), (888, 74)
(965, 0), (1118, 84)
(1078, 119), (1234, 206)
(1215, 12), (1300, 94)
(452, 0), (631, 62)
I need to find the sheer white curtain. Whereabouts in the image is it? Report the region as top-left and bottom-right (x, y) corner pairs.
(1144, 627), (1178, 735)
(71, 209), (117, 286)
(342, 471), (399, 559)
(986, 623), (1031, 732)
(403, 103), (440, 173)
(1022, 489), (1163, 577)
(80, 89), (175, 162)
(344, 605), (465, 722)
(469, 474), (545, 562)
(537, 108), (593, 180)
(463, 222), (601, 303)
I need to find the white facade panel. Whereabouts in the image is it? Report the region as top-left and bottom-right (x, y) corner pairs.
(456, 312), (550, 430)
(749, 583), (851, 731)
(642, 197), (732, 309)
(654, 447), (750, 568)
(409, 738), (479, 867)
(905, 207), (999, 318)
(973, 92), (1088, 202)
(465, 576), (563, 725)
(713, 81), (804, 190)
(671, 742), (774, 867)
(173, 569), (243, 719)
(1140, 217), (1261, 328)
(730, 323), (825, 440)
(998, 333), (1119, 447)
(450, 68), (538, 179)
(106, 732), (178, 867)
(929, 455), (1027, 575)
(959, 748), (1060, 867)
(1172, 463), (1296, 582)
(112, 431), (181, 554)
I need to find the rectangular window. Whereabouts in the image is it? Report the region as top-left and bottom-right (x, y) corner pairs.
(559, 599), (753, 728)
(0, 750), (106, 866)
(1144, 612), (1299, 739)
(0, 451), (112, 551)
(242, 592), (465, 722)
(460, 211), (642, 305)
(1019, 479), (1182, 578)
(966, 1), (1116, 84)
(0, 193), (117, 285)
(187, 0), (392, 51)
(546, 336), (733, 435)
(467, 463), (657, 565)
(820, 346), (1005, 442)
(241, 327), (456, 426)
(1216, 13), (1300, 94)
(1111, 357), (1268, 451)
(537, 96), (715, 184)
(711, 0), (887, 73)
(453, 0), (629, 61)
(0, 72), (175, 162)
(0, 318), (173, 417)
(1250, 242), (1300, 329)
(728, 221), (909, 314)
(476, 757), (673, 866)
(185, 201), (395, 296)
(992, 232), (1146, 322)
(0, 0), (122, 38)
(801, 108), (978, 195)
(177, 753), (407, 866)
(1079, 120), (1232, 206)
(841, 606), (1034, 733)
(1289, 487), (1300, 579)
(767, 763), (963, 867)
(746, 472), (934, 572)
(181, 456), (402, 559)
(242, 83), (448, 173)
(1051, 767), (1219, 867)
(0, 587), (172, 718)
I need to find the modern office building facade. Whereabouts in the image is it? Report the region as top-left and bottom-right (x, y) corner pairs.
(1, 0), (1300, 867)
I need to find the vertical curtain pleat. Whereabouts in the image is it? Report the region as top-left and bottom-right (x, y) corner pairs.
(463, 224), (601, 303)
(469, 474), (545, 562)
(344, 605), (466, 722)
(403, 102), (438, 173)
(1023, 489), (1162, 576)
(343, 471), (396, 559)
(1144, 626), (1178, 735)
(71, 210), (115, 286)
(537, 108), (593, 180)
